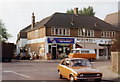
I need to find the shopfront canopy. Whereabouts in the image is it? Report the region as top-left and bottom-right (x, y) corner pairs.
(76, 43), (104, 49)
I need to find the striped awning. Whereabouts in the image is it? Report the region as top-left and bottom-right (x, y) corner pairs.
(76, 43), (104, 49)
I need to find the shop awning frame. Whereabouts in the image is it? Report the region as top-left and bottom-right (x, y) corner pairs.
(76, 43), (104, 49)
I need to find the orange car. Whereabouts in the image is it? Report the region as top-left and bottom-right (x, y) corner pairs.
(58, 58), (102, 82)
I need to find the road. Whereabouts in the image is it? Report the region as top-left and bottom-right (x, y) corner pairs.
(1, 60), (119, 82)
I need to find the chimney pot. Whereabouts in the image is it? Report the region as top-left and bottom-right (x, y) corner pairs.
(74, 7), (78, 15)
(31, 13), (35, 29)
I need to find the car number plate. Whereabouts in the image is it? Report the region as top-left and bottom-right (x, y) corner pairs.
(87, 79), (94, 81)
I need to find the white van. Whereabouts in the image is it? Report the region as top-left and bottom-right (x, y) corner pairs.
(68, 48), (96, 61)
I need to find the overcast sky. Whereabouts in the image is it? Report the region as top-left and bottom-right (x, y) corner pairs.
(0, 0), (119, 43)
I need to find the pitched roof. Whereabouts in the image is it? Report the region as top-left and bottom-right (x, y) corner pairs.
(28, 12), (118, 31)
(20, 24), (31, 32)
(104, 12), (120, 29)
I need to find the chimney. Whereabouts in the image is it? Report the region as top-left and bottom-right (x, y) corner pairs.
(31, 13), (35, 29)
(74, 7), (78, 15)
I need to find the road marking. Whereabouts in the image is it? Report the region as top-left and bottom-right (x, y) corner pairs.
(3, 70), (30, 78)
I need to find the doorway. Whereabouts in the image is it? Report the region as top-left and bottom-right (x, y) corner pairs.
(52, 47), (57, 59)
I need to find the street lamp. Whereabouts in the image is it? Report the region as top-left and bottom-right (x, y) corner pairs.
(82, 28), (86, 48)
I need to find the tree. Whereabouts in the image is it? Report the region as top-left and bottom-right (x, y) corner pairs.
(66, 9), (74, 14)
(79, 6), (95, 16)
(0, 19), (12, 42)
(66, 6), (95, 16)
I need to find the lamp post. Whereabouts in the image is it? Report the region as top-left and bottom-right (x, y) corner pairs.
(82, 28), (86, 48)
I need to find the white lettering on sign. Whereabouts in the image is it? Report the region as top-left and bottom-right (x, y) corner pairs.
(77, 38), (95, 43)
(76, 38), (113, 44)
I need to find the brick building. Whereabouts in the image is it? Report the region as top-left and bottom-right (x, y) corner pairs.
(16, 25), (31, 55)
(27, 8), (118, 60)
(104, 12), (120, 51)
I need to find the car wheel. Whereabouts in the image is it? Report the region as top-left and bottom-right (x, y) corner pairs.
(58, 71), (63, 79)
(95, 79), (101, 82)
(89, 59), (94, 62)
(70, 75), (75, 82)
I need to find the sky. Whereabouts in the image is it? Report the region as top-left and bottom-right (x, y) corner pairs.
(0, 0), (119, 43)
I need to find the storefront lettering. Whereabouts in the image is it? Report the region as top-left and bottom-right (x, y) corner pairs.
(47, 38), (74, 44)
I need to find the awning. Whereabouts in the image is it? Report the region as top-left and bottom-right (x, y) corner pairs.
(76, 43), (104, 49)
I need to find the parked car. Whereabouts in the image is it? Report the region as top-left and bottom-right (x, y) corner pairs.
(68, 48), (96, 61)
(15, 52), (31, 60)
(58, 58), (102, 82)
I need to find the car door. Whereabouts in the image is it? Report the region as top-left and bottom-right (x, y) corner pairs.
(63, 60), (71, 79)
(58, 59), (67, 77)
(58, 59), (69, 78)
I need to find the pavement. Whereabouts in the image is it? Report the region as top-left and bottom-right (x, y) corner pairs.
(96, 65), (120, 81)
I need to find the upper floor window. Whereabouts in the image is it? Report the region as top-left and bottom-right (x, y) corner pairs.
(51, 28), (55, 35)
(78, 29), (94, 37)
(101, 31), (116, 37)
(51, 27), (70, 36)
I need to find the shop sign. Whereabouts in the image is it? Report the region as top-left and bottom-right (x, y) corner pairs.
(76, 38), (113, 44)
(47, 38), (74, 44)
(77, 38), (95, 43)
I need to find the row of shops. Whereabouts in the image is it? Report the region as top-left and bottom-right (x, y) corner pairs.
(27, 37), (113, 60)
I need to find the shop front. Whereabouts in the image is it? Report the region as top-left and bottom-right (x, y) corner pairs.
(75, 38), (113, 59)
(47, 37), (75, 59)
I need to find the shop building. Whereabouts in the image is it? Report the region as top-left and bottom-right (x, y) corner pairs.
(27, 8), (118, 60)
(16, 25), (31, 55)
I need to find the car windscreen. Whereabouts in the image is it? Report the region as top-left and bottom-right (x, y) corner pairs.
(70, 59), (93, 67)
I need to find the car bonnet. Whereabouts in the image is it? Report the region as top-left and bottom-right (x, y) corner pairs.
(71, 67), (100, 74)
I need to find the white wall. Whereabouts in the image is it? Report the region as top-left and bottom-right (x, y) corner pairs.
(16, 38), (27, 54)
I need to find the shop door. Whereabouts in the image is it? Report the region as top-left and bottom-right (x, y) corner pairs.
(52, 47), (56, 59)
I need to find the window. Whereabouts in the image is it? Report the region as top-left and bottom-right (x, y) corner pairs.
(51, 28), (55, 35)
(51, 28), (70, 36)
(101, 31), (116, 37)
(55, 28), (58, 35)
(63, 29), (66, 35)
(87, 30), (90, 36)
(78, 29), (83, 36)
(101, 31), (103, 37)
(61, 60), (66, 65)
(91, 30), (94, 37)
(59, 28), (62, 35)
(78, 29), (94, 37)
(112, 31), (116, 37)
(66, 28), (70, 36)
(81, 50), (89, 53)
(61, 60), (69, 66)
